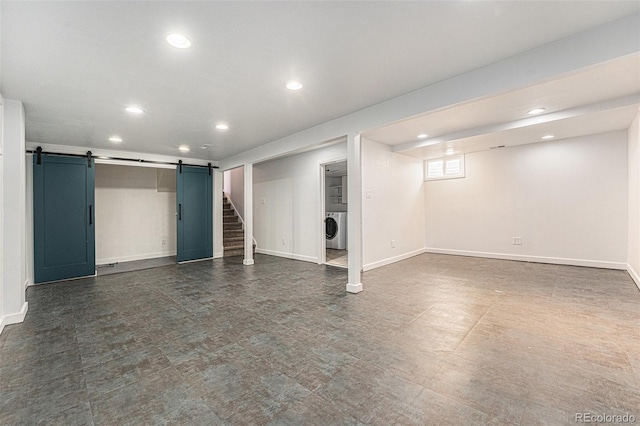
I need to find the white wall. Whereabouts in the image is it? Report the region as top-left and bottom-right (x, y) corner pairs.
(361, 138), (426, 270)
(25, 156), (33, 287)
(95, 164), (177, 264)
(425, 131), (628, 268)
(628, 110), (640, 286)
(213, 170), (224, 258)
(225, 166), (245, 221)
(253, 142), (347, 263)
(0, 96), (4, 332)
(1, 99), (27, 333)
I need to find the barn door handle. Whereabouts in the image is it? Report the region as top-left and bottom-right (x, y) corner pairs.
(179, 204), (182, 220)
(89, 205), (93, 225)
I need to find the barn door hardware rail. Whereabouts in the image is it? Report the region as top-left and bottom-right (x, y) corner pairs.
(27, 147), (219, 170)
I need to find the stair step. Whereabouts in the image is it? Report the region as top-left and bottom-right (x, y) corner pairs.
(223, 243), (257, 258)
(224, 232), (244, 239)
(224, 243), (244, 250)
(223, 248), (244, 257)
(224, 223), (243, 230)
(222, 194), (254, 258)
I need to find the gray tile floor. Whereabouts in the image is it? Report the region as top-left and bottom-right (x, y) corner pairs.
(1, 253), (639, 425)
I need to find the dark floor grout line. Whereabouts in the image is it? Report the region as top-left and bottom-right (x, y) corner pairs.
(407, 303), (436, 325)
(452, 302), (494, 353)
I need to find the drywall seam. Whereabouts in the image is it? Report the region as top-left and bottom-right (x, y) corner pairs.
(425, 248), (627, 270)
(363, 248), (427, 272)
(255, 248), (317, 264)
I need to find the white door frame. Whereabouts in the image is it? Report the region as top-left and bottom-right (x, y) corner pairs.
(318, 158), (347, 265)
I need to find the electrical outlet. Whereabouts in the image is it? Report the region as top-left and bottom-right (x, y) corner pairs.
(512, 237), (522, 245)
(282, 237), (286, 245)
(261, 198), (266, 204)
(161, 237), (167, 246)
(366, 190), (372, 199)
(391, 239), (396, 248)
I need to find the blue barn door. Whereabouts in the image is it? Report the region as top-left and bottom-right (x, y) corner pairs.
(177, 165), (213, 262)
(33, 155), (95, 283)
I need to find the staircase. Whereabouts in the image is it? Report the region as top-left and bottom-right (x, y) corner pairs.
(223, 194), (253, 257)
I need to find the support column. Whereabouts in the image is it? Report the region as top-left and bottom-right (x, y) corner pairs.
(243, 163), (254, 266)
(1, 99), (27, 333)
(346, 133), (363, 293)
(213, 169), (224, 258)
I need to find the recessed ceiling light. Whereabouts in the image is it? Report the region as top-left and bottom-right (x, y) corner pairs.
(179, 145), (190, 152)
(215, 123), (229, 130)
(446, 148), (455, 155)
(108, 136), (123, 143)
(125, 106), (144, 114)
(542, 134), (555, 140)
(528, 108), (546, 115)
(286, 81), (303, 91)
(166, 33), (192, 49)
(418, 134), (428, 139)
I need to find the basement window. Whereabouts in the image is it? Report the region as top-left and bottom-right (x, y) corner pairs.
(424, 155), (465, 181)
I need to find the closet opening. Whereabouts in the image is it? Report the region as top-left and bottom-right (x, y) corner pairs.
(95, 163), (177, 275)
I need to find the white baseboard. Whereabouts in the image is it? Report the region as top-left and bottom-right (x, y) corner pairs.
(177, 257), (213, 265)
(0, 302), (29, 335)
(627, 264), (640, 290)
(363, 248), (427, 272)
(97, 251), (176, 265)
(424, 248), (627, 270)
(213, 251), (224, 259)
(255, 248), (318, 264)
(243, 258), (255, 266)
(346, 282), (363, 293)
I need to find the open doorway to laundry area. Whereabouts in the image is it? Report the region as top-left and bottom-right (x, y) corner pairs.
(94, 163), (177, 275)
(322, 160), (348, 268)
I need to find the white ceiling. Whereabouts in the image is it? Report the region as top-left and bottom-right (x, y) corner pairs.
(2, 1), (639, 161)
(364, 54), (640, 159)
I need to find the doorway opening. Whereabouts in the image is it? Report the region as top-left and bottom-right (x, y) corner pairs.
(323, 160), (348, 268)
(94, 163), (177, 275)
